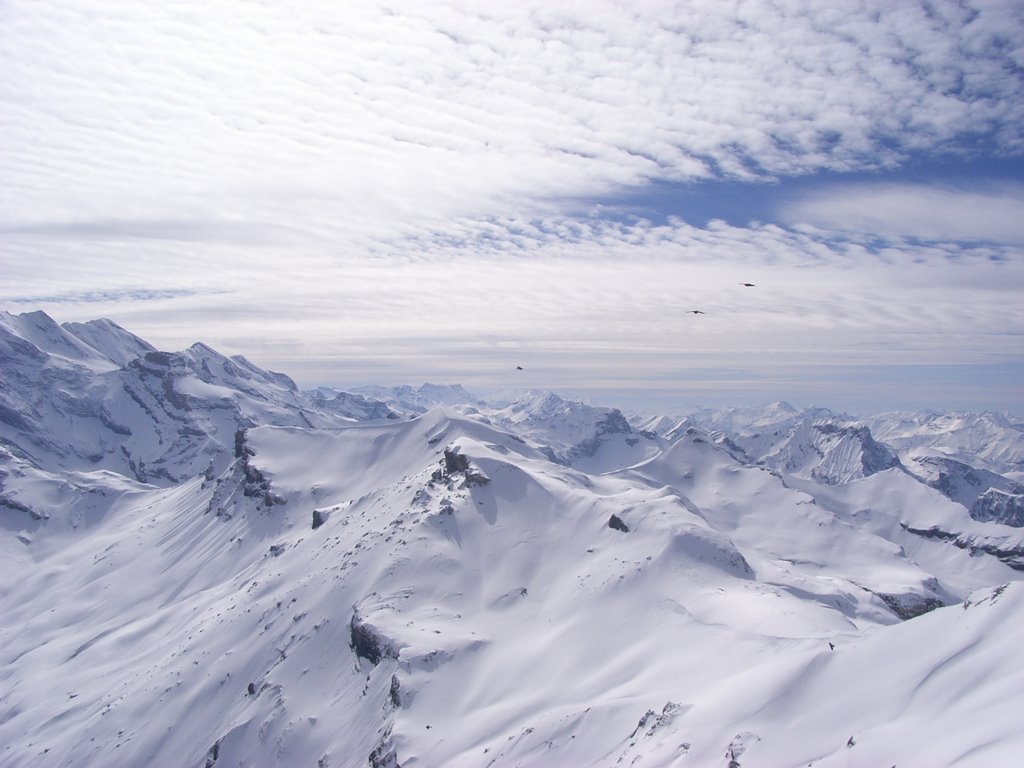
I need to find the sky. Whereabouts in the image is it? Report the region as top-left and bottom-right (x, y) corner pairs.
(2, 0), (1023, 415)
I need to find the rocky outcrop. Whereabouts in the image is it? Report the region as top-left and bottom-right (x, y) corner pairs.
(970, 488), (1024, 527)
(443, 448), (471, 474)
(608, 514), (629, 532)
(368, 726), (401, 768)
(433, 447), (490, 488)
(203, 740), (220, 768)
(874, 590), (946, 620)
(0, 464), (44, 520)
(235, 430), (285, 507)
(350, 609), (399, 666)
(204, 431), (284, 517)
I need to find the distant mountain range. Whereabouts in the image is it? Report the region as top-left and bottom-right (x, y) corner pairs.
(2, 310), (1023, 767)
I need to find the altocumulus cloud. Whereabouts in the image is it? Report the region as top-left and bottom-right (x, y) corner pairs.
(3, 0), (1023, 239)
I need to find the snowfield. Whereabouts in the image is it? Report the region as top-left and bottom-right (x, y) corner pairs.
(2, 310), (1023, 767)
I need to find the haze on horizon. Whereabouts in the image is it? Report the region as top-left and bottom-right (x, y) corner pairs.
(2, 0), (1023, 415)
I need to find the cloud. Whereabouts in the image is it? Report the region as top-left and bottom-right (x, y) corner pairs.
(12, 214), (1017, 397)
(2, 1), (1022, 410)
(779, 182), (1024, 244)
(0, 219), (309, 246)
(8, 288), (200, 305)
(2, 0), (1023, 242)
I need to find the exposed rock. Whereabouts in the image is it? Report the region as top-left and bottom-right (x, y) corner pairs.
(204, 740), (220, 767)
(630, 701), (682, 739)
(234, 429), (253, 459)
(901, 524), (960, 544)
(608, 514), (629, 533)
(0, 491), (44, 520)
(350, 609), (398, 666)
(901, 523), (1024, 571)
(462, 467), (490, 488)
(875, 591), (946, 620)
(389, 674), (403, 708)
(439, 447), (490, 487)
(443, 448), (470, 474)
(725, 731), (761, 768)
(368, 726), (401, 768)
(236, 429), (285, 507)
(970, 488), (1024, 527)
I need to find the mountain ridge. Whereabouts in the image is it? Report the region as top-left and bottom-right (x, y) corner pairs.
(2, 309), (1024, 767)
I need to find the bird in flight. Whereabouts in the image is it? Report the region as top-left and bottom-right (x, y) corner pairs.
(739, 282), (755, 287)
(688, 310), (705, 315)
(516, 365), (523, 370)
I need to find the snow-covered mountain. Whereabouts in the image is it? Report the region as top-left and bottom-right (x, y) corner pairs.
(645, 404), (903, 486)
(3, 310), (1024, 767)
(867, 409), (1024, 474)
(861, 410), (1024, 529)
(755, 418), (904, 485)
(484, 389), (662, 473)
(349, 383), (483, 417)
(633, 401), (808, 450)
(906, 452), (1020, 507)
(0, 310), (355, 486)
(306, 387), (402, 422)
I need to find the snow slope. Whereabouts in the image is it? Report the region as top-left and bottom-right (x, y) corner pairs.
(2, 311), (1023, 768)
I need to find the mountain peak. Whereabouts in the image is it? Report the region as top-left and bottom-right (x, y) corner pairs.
(1, 309), (121, 371)
(61, 317), (156, 366)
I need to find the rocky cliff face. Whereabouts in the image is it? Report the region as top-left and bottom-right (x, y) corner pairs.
(970, 488), (1024, 527)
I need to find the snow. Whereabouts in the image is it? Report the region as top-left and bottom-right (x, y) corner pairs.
(867, 409), (1024, 473)
(2, 310), (1024, 767)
